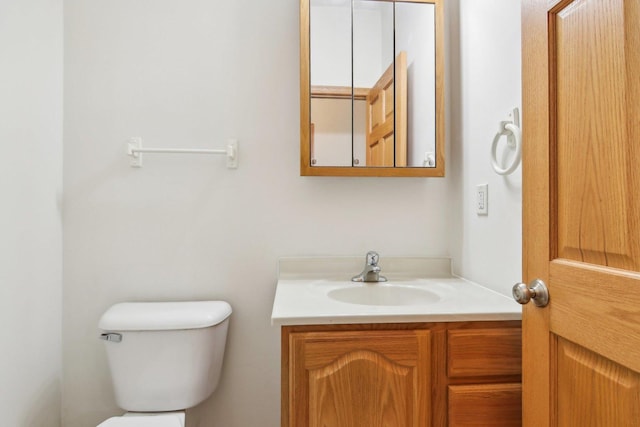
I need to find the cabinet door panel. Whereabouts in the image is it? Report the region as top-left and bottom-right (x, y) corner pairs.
(309, 350), (413, 426)
(290, 330), (431, 427)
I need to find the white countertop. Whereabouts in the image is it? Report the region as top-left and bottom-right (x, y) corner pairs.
(271, 257), (522, 326)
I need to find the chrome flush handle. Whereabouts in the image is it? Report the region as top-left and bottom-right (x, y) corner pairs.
(99, 333), (122, 343)
(512, 279), (549, 307)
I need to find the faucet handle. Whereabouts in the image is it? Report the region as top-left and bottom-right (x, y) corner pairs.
(366, 251), (380, 266)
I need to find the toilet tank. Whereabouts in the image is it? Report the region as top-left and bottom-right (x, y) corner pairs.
(99, 301), (232, 412)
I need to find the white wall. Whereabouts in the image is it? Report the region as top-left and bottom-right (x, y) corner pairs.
(448, 0), (522, 295)
(62, 1), (453, 426)
(0, 0), (63, 425)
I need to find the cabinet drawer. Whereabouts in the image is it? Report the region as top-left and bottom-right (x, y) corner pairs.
(448, 328), (521, 378)
(448, 383), (522, 427)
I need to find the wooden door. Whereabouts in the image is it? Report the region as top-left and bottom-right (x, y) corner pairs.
(522, 0), (640, 426)
(286, 329), (430, 426)
(366, 51), (407, 167)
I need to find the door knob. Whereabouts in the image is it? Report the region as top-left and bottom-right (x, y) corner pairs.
(512, 279), (549, 307)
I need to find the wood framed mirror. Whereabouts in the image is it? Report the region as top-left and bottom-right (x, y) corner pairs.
(300, 0), (444, 177)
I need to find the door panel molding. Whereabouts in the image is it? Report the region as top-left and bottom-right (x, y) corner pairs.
(550, 260), (640, 372)
(556, 337), (640, 426)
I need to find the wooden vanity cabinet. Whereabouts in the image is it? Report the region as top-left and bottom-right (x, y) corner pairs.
(282, 321), (522, 427)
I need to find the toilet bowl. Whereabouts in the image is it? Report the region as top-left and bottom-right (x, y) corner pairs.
(96, 301), (231, 426)
(98, 411), (185, 427)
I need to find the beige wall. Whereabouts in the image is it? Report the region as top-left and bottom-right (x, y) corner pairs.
(0, 0), (63, 425)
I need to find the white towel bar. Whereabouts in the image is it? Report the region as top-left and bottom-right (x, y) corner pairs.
(127, 137), (238, 168)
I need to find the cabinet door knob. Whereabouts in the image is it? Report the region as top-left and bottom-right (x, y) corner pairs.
(512, 279), (549, 307)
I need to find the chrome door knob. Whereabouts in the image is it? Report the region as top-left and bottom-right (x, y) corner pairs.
(512, 279), (549, 307)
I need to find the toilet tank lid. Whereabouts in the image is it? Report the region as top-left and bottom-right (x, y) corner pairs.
(99, 301), (232, 331)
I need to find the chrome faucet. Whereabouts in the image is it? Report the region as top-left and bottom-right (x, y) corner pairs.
(351, 251), (387, 282)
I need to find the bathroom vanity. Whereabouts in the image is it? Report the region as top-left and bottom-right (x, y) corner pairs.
(272, 257), (522, 427)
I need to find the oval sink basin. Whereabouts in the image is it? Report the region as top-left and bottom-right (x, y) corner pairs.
(328, 284), (441, 306)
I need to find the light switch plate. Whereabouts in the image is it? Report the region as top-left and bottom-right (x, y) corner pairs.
(477, 184), (488, 215)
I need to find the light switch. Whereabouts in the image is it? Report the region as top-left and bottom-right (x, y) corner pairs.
(477, 184), (488, 215)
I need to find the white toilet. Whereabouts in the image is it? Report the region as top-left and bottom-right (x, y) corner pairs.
(97, 301), (232, 427)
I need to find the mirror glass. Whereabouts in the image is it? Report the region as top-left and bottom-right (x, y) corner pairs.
(303, 0), (443, 176)
(309, 0), (352, 166)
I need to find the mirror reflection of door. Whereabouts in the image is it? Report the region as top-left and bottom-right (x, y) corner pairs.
(366, 51), (407, 167)
(309, 0), (436, 168)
